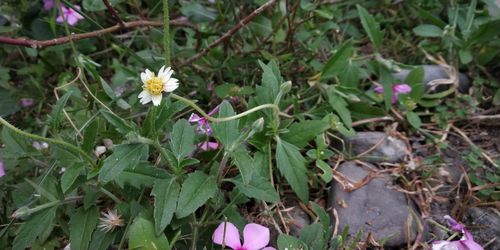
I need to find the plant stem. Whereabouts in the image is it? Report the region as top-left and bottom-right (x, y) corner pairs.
(170, 94), (279, 122)
(163, 0), (170, 66)
(0, 117), (96, 168)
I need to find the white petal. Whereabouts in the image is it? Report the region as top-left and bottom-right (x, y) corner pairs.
(157, 66), (166, 78)
(138, 90), (149, 98)
(139, 92), (152, 104)
(164, 78), (179, 92)
(141, 69), (154, 84)
(159, 67), (174, 82)
(151, 94), (162, 106)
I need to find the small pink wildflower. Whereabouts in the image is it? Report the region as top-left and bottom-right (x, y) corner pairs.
(19, 98), (34, 108)
(43, 0), (54, 11)
(188, 105), (220, 136)
(0, 160), (5, 177)
(56, 5), (84, 26)
(374, 83), (412, 104)
(212, 222), (276, 250)
(432, 215), (483, 250)
(198, 141), (219, 151)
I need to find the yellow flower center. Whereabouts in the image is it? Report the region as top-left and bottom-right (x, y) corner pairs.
(145, 76), (164, 95)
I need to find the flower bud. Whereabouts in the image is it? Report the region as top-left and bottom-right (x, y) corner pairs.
(279, 81), (292, 94)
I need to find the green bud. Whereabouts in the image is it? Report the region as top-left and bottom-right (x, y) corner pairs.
(279, 81), (292, 94)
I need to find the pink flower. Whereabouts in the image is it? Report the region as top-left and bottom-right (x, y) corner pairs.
(0, 160), (5, 177)
(56, 5), (84, 26)
(188, 105), (220, 136)
(19, 98), (34, 108)
(212, 222), (276, 250)
(198, 141), (219, 151)
(374, 83), (412, 104)
(43, 0), (54, 11)
(432, 215), (483, 250)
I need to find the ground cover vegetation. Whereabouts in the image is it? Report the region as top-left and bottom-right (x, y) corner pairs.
(0, 0), (499, 249)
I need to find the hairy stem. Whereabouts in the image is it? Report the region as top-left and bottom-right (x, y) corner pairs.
(164, 0), (171, 66)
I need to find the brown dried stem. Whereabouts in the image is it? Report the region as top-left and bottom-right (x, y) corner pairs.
(102, 0), (125, 28)
(0, 19), (196, 49)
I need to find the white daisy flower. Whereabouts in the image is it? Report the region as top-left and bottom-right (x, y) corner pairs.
(138, 66), (179, 106)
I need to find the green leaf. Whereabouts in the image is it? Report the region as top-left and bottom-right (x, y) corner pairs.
(155, 99), (189, 131)
(12, 207), (57, 250)
(212, 101), (239, 148)
(356, 5), (383, 50)
(0, 89), (20, 117)
(315, 160), (333, 183)
(48, 91), (72, 130)
(99, 144), (149, 183)
(100, 109), (135, 135)
(83, 0), (122, 12)
(321, 41), (354, 80)
(89, 230), (117, 250)
(281, 119), (330, 148)
(275, 137), (309, 202)
(69, 207), (99, 250)
(404, 67), (425, 101)
(493, 88), (500, 106)
(277, 234), (308, 250)
(231, 175), (279, 202)
(61, 162), (85, 193)
(176, 171), (217, 218)
(82, 119), (99, 154)
(115, 163), (170, 189)
(128, 215), (170, 250)
(413, 24), (443, 37)
(328, 90), (352, 128)
(406, 112), (422, 129)
(152, 178), (180, 236)
(169, 119), (195, 161)
(459, 49), (473, 64)
(300, 223), (326, 250)
(180, 3), (217, 22)
(310, 202), (331, 231)
(229, 147), (254, 184)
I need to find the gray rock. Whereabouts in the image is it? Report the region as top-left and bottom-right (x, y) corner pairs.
(341, 132), (407, 163)
(328, 161), (421, 247)
(467, 207), (500, 250)
(393, 65), (470, 93)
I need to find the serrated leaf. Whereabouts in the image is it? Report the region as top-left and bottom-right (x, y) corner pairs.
(212, 101), (239, 148)
(115, 163), (170, 189)
(231, 175), (279, 202)
(310, 202), (331, 231)
(0, 89), (20, 117)
(48, 91), (72, 130)
(169, 119), (195, 161)
(89, 230), (117, 250)
(176, 171), (217, 218)
(152, 178), (180, 236)
(321, 41), (354, 80)
(69, 207), (99, 250)
(356, 5), (383, 50)
(281, 119), (330, 148)
(12, 207), (57, 250)
(277, 234), (308, 250)
(413, 24), (443, 37)
(155, 98), (189, 131)
(229, 147), (254, 184)
(100, 109), (135, 135)
(99, 144), (148, 183)
(128, 215), (170, 250)
(275, 137), (309, 202)
(328, 90), (352, 128)
(61, 162), (85, 193)
(300, 223), (326, 250)
(82, 119), (99, 154)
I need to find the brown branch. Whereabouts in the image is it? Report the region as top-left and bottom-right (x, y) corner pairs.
(0, 19), (197, 49)
(102, 0), (125, 28)
(180, 0), (277, 66)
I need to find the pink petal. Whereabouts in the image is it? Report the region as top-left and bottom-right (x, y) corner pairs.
(242, 223), (270, 250)
(43, 0), (54, 10)
(207, 104), (221, 116)
(66, 15), (78, 26)
(444, 215), (466, 232)
(212, 222), (242, 250)
(391, 94), (398, 104)
(188, 113), (202, 123)
(56, 15), (64, 23)
(0, 161), (5, 177)
(198, 141), (219, 151)
(374, 85), (384, 93)
(393, 84), (412, 94)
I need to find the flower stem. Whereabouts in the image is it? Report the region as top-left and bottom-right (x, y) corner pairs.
(170, 93), (280, 122)
(163, 0), (170, 66)
(0, 117), (96, 168)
